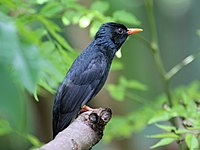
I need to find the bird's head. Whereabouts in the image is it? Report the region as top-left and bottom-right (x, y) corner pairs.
(94, 22), (143, 51)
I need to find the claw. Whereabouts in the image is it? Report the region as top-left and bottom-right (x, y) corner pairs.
(80, 105), (93, 113)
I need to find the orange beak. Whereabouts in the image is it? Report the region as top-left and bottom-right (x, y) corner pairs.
(127, 28), (143, 35)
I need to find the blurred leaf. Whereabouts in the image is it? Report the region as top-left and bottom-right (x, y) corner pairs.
(71, 13), (82, 24)
(40, 41), (55, 52)
(113, 10), (141, 25)
(148, 110), (177, 124)
(38, 44), (77, 94)
(38, 16), (73, 51)
(90, 1), (109, 13)
(40, 2), (63, 17)
(0, 66), (24, 130)
(26, 134), (43, 147)
(147, 133), (179, 139)
(62, 16), (70, 26)
(37, 15), (61, 31)
(0, 15), (19, 64)
(155, 123), (176, 132)
(116, 48), (122, 58)
(89, 21), (102, 37)
(33, 28), (47, 41)
(185, 134), (199, 150)
(119, 76), (128, 85)
(104, 116), (132, 141)
(62, 10), (82, 25)
(150, 138), (176, 149)
(149, 81), (200, 149)
(38, 55), (63, 94)
(79, 15), (92, 28)
(34, 89), (39, 102)
(0, 15), (42, 93)
(175, 128), (189, 134)
(107, 76), (127, 101)
(0, 0), (15, 10)
(107, 84), (125, 101)
(104, 107), (154, 142)
(39, 79), (56, 94)
(197, 30), (200, 38)
(127, 80), (147, 91)
(13, 45), (42, 93)
(36, 0), (48, 5)
(0, 120), (12, 136)
(110, 61), (123, 71)
(107, 76), (147, 101)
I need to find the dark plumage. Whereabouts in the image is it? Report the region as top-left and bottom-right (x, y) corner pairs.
(52, 22), (142, 138)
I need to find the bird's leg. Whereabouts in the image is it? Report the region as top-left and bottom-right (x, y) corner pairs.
(80, 105), (93, 113)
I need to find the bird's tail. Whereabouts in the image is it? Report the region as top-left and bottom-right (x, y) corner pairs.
(53, 109), (79, 138)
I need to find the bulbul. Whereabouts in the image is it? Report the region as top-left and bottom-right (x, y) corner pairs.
(53, 22), (143, 138)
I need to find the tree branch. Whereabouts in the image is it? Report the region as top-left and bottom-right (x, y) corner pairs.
(37, 108), (112, 150)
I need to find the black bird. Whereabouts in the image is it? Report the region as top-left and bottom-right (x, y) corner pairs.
(53, 22), (142, 138)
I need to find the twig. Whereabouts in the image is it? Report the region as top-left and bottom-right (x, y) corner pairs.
(144, 0), (173, 108)
(37, 108), (112, 150)
(166, 52), (200, 80)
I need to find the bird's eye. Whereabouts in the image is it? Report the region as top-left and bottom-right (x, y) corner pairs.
(117, 28), (124, 34)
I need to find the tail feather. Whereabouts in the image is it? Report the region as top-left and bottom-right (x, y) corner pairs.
(53, 109), (80, 138)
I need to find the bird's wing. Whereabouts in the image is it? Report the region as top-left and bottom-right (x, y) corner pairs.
(53, 54), (107, 137)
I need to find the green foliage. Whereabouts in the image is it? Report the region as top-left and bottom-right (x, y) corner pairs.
(91, 1), (109, 13)
(0, 120), (12, 136)
(104, 106), (154, 141)
(0, 119), (42, 149)
(0, 0), (141, 148)
(106, 81), (200, 149)
(185, 134), (199, 150)
(107, 76), (147, 101)
(0, 14), (43, 93)
(147, 81), (200, 149)
(105, 81), (200, 146)
(150, 138), (177, 149)
(149, 81), (200, 124)
(25, 134), (43, 148)
(112, 10), (141, 26)
(197, 30), (200, 37)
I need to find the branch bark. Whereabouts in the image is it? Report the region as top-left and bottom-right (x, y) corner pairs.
(37, 108), (112, 150)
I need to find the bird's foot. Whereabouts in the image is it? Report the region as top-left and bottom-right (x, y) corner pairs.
(80, 105), (93, 113)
